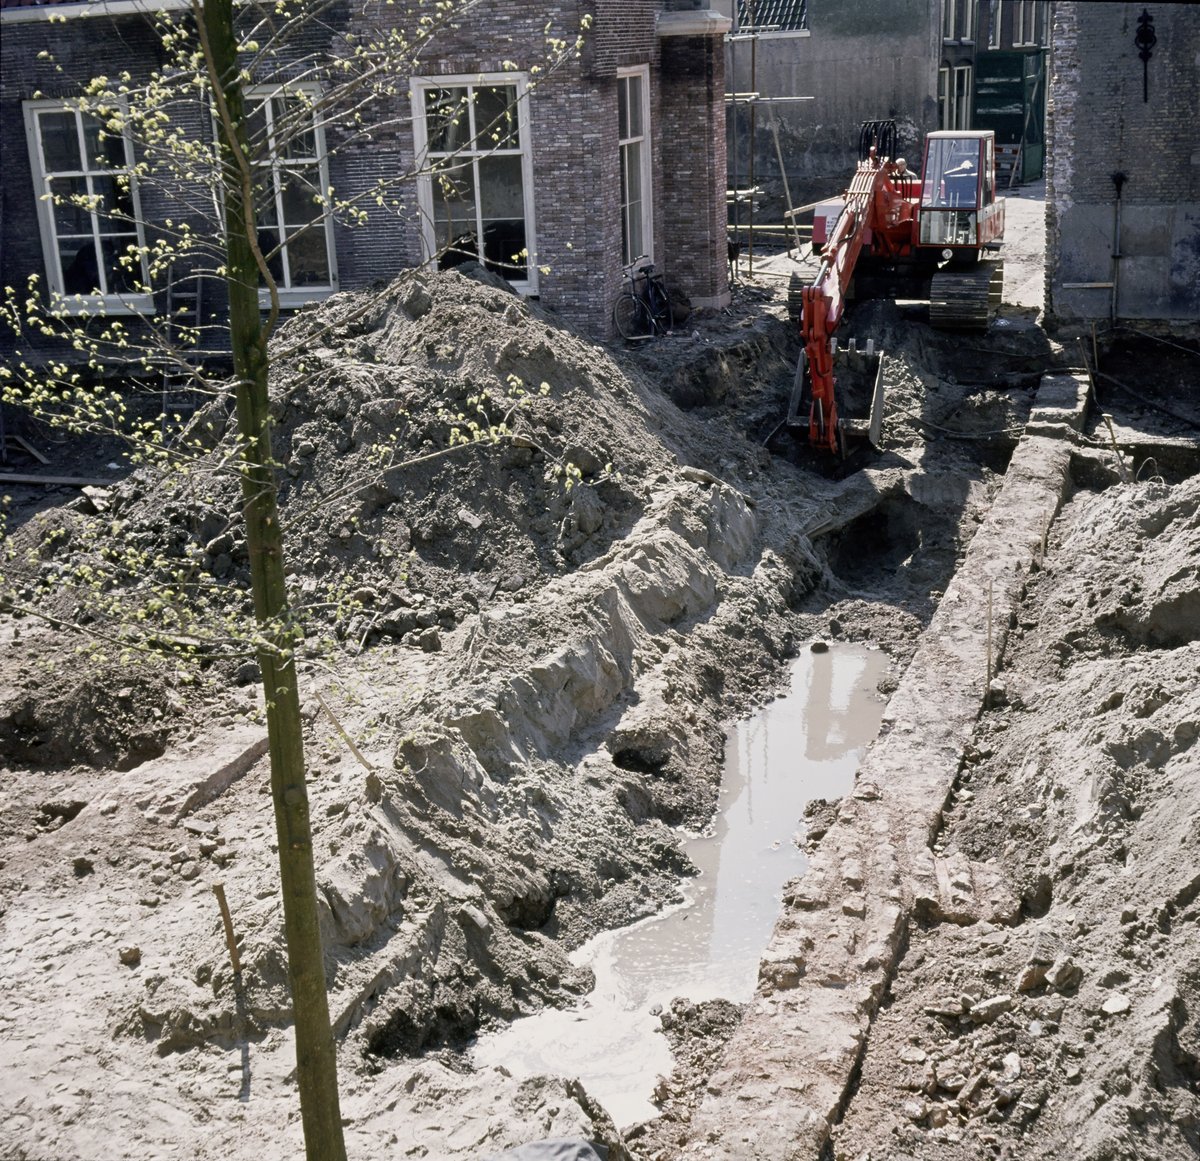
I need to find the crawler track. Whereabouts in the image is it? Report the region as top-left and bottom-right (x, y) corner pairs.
(929, 258), (1004, 329)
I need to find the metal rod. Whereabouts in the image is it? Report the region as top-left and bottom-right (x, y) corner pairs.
(748, 4), (758, 275)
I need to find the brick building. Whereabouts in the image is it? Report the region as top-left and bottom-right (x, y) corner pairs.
(0, 0), (731, 344)
(1045, 3), (1199, 323)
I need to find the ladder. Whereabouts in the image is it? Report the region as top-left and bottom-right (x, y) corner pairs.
(160, 267), (205, 436)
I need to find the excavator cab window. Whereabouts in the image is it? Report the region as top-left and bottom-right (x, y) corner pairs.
(921, 137), (983, 210)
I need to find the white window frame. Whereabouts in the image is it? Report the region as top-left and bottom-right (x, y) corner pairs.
(1014, 0), (1036, 46)
(944, 0), (978, 43)
(410, 73), (538, 294)
(244, 83), (338, 309)
(954, 65), (974, 129)
(939, 65), (974, 130)
(24, 98), (153, 315)
(618, 66), (653, 268)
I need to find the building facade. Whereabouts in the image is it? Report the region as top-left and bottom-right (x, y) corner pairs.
(1045, 2), (1199, 324)
(974, 0), (1049, 184)
(717, 0), (985, 191)
(0, 0), (732, 346)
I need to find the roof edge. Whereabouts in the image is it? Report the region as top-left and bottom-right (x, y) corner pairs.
(1, 0), (187, 24)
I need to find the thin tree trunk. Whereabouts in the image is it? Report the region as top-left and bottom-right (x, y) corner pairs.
(204, 1), (348, 1156)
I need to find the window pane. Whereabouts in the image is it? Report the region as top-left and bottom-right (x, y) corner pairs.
(100, 235), (142, 292)
(425, 87), (470, 153)
(473, 86), (520, 150)
(283, 226), (330, 285)
(625, 78), (643, 140)
(280, 168), (322, 229)
(481, 219), (526, 280)
(50, 176), (93, 234)
(60, 238), (101, 294)
(479, 154), (526, 279)
(90, 174), (136, 224)
(82, 117), (127, 170)
(245, 101), (269, 158)
(432, 160), (478, 267)
(39, 111), (82, 172)
(621, 140), (644, 264)
(618, 78), (630, 141)
(478, 154), (524, 221)
(254, 173), (279, 226)
(274, 95), (317, 161)
(924, 138), (980, 205)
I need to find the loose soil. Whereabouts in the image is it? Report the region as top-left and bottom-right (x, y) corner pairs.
(1, 188), (1196, 1161)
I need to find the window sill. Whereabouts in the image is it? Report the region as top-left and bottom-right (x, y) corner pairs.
(259, 287), (338, 310)
(47, 293), (155, 317)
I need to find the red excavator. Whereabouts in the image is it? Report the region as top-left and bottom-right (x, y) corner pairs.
(789, 120), (1005, 454)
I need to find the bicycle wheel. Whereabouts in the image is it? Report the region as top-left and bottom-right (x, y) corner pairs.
(613, 292), (649, 339)
(647, 282), (672, 333)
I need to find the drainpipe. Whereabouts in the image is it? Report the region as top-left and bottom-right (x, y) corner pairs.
(1110, 171), (1126, 323)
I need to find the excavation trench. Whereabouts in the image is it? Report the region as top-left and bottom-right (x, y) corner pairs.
(472, 644), (888, 1126)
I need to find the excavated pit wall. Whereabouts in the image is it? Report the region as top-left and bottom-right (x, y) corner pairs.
(679, 370), (1092, 1158)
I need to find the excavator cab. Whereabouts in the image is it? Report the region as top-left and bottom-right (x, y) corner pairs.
(918, 131), (1005, 251)
(917, 130), (1005, 327)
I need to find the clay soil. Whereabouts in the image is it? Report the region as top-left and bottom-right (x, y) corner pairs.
(1, 189), (1196, 1161)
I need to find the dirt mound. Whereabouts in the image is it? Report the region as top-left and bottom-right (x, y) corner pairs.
(1, 268), (682, 769)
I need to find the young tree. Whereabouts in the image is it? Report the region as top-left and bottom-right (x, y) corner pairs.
(1, 3), (588, 1157)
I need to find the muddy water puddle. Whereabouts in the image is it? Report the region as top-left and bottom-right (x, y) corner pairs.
(472, 644), (889, 1126)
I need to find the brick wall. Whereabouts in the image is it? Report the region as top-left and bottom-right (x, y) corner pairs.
(2, 0), (732, 346)
(660, 31), (729, 308)
(1046, 4), (1200, 322)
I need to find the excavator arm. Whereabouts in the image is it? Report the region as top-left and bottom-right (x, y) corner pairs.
(800, 156), (897, 453)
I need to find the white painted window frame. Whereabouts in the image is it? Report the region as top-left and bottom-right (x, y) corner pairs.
(410, 73), (538, 295)
(617, 65), (653, 268)
(939, 65), (974, 130)
(944, 0), (978, 43)
(953, 65), (974, 130)
(24, 97), (154, 315)
(1014, 0), (1036, 46)
(244, 83), (339, 309)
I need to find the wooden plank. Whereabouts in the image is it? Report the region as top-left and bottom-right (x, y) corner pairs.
(8, 435), (50, 465)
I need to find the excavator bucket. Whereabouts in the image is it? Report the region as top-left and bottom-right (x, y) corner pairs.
(785, 338), (887, 454)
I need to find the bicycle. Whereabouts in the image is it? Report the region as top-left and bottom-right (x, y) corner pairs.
(613, 257), (689, 340)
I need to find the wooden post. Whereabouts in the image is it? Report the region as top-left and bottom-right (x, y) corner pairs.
(212, 881), (242, 975)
